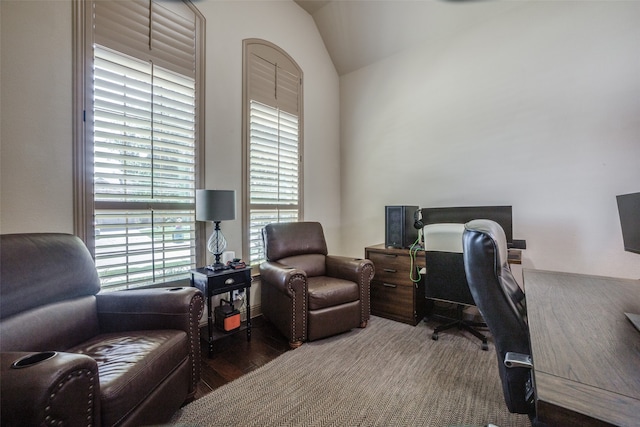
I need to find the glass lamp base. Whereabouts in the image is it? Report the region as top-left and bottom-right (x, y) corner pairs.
(207, 221), (227, 269)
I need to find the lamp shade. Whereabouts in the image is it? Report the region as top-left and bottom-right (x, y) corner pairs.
(195, 190), (236, 222)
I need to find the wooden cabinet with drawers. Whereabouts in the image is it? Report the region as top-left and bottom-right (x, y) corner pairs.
(365, 244), (426, 326)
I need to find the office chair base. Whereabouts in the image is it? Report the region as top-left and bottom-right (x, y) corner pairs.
(431, 323), (489, 350)
(430, 306), (489, 350)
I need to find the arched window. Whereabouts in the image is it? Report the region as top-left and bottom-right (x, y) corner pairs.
(242, 39), (303, 267)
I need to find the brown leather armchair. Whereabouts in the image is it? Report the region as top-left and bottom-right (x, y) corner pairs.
(259, 222), (374, 348)
(0, 233), (204, 426)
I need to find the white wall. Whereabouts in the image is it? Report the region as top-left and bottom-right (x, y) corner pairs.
(193, 0), (341, 258)
(3, 0), (638, 282)
(0, 0), (341, 254)
(340, 1), (640, 280)
(0, 0), (74, 234)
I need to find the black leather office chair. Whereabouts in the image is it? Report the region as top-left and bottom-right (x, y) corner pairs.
(423, 223), (488, 350)
(462, 219), (536, 420)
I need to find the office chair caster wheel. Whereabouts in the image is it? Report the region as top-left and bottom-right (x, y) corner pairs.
(432, 333), (439, 341)
(481, 341), (488, 351)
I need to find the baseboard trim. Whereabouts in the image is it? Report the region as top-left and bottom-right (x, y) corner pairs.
(239, 302), (262, 321)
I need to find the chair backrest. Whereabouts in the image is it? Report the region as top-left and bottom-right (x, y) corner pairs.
(423, 223), (475, 306)
(0, 233), (102, 351)
(1, 233), (101, 320)
(262, 222), (328, 277)
(462, 219), (532, 415)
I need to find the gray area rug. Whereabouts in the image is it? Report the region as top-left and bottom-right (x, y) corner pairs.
(172, 316), (530, 426)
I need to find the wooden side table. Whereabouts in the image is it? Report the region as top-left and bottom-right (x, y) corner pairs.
(365, 244), (426, 325)
(190, 266), (252, 358)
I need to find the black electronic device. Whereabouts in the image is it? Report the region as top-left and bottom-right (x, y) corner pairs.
(214, 299), (241, 332)
(227, 258), (247, 269)
(420, 205), (515, 247)
(616, 192), (640, 254)
(385, 205), (419, 248)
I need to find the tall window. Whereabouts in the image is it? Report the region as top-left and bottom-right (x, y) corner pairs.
(242, 40), (303, 267)
(74, 0), (205, 291)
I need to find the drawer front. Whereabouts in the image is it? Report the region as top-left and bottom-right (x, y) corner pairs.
(192, 269), (251, 297)
(370, 279), (415, 323)
(368, 251), (422, 285)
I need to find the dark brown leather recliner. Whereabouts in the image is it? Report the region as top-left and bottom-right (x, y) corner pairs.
(0, 233), (204, 426)
(259, 222), (374, 348)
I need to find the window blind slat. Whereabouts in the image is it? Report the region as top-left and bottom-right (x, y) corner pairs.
(151, 1), (196, 75)
(94, 0), (150, 62)
(277, 68), (300, 115)
(249, 55), (276, 107)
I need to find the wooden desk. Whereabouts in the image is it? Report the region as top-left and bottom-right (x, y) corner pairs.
(524, 269), (640, 427)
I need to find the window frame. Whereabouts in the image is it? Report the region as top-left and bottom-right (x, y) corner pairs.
(73, 0), (206, 289)
(242, 39), (304, 269)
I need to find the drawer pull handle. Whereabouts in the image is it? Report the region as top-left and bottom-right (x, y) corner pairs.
(383, 268), (397, 273)
(382, 283), (397, 288)
(383, 254), (397, 258)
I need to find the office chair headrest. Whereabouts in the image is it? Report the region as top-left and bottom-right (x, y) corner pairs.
(464, 219), (509, 267)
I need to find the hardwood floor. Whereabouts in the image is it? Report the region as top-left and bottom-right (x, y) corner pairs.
(193, 315), (291, 400)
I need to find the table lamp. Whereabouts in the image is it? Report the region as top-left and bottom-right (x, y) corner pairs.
(196, 189), (236, 270)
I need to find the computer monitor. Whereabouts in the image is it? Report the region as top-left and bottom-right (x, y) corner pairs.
(616, 192), (640, 254)
(419, 205), (513, 246)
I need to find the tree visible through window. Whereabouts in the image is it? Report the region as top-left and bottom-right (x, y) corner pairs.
(243, 40), (303, 267)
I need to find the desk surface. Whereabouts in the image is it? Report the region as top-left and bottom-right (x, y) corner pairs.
(524, 269), (640, 427)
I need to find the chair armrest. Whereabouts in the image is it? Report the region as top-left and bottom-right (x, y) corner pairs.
(326, 256), (375, 286)
(259, 261), (308, 345)
(259, 261), (307, 297)
(96, 286), (204, 396)
(1, 351), (100, 426)
(96, 287), (204, 333)
(504, 352), (533, 369)
(326, 256), (375, 324)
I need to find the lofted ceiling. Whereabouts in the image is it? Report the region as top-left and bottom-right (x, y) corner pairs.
(294, 0), (530, 75)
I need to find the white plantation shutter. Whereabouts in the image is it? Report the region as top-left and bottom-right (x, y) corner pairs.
(247, 49), (300, 115)
(93, 0), (197, 78)
(244, 40), (303, 266)
(93, 46), (197, 290)
(249, 102), (299, 205)
(248, 101), (300, 264)
(93, 49), (196, 205)
(76, 0), (205, 290)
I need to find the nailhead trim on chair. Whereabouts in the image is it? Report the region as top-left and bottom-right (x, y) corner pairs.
(44, 368), (95, 427)
(189, 293), (205, 392)
(360, 263), (374, 322)
(288, 273), (307, 343)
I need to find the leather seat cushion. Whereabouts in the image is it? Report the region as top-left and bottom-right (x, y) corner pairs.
(307, 277), (359, 310)
(68, 329), (188, 426)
